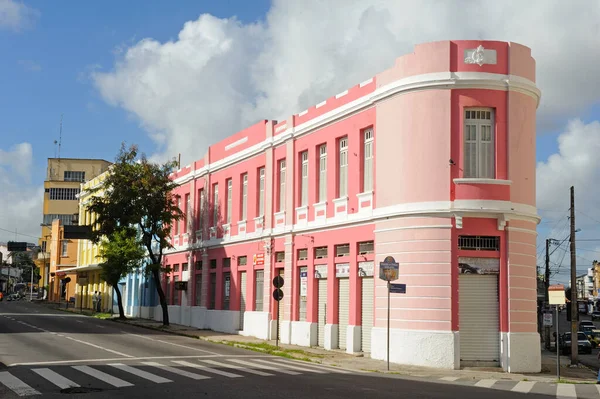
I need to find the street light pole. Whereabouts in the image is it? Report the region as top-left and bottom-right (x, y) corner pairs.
(570, 186), (578, 366)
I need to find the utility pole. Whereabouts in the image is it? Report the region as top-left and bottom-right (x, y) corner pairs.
(570, 186), (578, 365)
(545, 238), (551, 348)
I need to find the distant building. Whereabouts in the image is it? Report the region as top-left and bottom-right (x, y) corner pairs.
(35, 157), (112, 296)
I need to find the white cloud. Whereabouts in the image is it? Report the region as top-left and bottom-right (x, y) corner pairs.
(0, 0), (39, 32)
(92, 0), (600, 164)
(0, 142), (42, 243)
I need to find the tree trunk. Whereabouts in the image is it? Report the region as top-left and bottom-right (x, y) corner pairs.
(114, 284), (126, 319)
(152, 268), (169, 326)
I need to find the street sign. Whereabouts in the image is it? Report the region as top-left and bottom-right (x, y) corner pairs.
(389, 283), (406, 294)
(543, 313), (553, 327)
(273, 275), (284, 288)
(549, 284), (566, 305)
(273, 288), (284, 301)
(379, 256), (399, 282)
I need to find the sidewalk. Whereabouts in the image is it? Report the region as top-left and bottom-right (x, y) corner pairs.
(108, 316), (598, 384)
(33, 301), (599, 384)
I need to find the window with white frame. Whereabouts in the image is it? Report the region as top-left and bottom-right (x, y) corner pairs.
(318, 144), (327, 202)
(226, 179), (232, 224)
(241, 173), (248, 220)
(279, 160), (286, 212)
(212, 184), (219, 226)
(338, 137), (348, 197)
(175, 196), (181, 235)
(300, 151), (308, 206)
(61, 240), (68, 257)
(464, 109), (495, 178)
(258, 167), (265, 216)
(363, 129), (373, 192)
(198, 188), (205, 229)
(184, 193), (190, 233)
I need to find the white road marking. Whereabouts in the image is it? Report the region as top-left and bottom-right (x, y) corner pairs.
(200, 359), (273, 376)
(556, 383), (576, 398)
(32, 368), (80, 389)
(0, 371), (41, 396)
(8, 354), (267, 367)
(94, 325), (106, 329)
(120, 332), (221, 356)
(251, 358), (326, 374)
(271, 358), (353, 374)
(63, 336), (134, 358)
(142, 361), (210, 380)
(227, 359), (300, 375)
(440, 376), (460, 382)
(108, 363), (172, 383)
(474, 379), (496, 388)
(511, 381), (536, 393)
(75, 320), (83, 323)
(172, 360), (242, 378)
(72, 365), (133, 388)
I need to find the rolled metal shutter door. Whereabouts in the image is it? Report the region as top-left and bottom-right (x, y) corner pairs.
(361, 277), (374, 353)
(459, 274), (500, 365)
(317, 279), (327, 347)
(239, 271), (247, 330)
(338, 278), (350, 350)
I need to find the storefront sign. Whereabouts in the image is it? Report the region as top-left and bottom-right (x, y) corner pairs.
(314, 265), (327, 279)
(224, 275), (230, 298)
(458, 257), (499, 275)
(253, 253), (265, 266)
(336, 263), (350, 278)
(358, 261), (374, 277)
(300, 269), (308, 297)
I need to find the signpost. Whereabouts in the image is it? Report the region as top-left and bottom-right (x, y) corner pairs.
(273, 275), (284, 348)
(379, 256), (403, 371)
(549, 284), (566, 381)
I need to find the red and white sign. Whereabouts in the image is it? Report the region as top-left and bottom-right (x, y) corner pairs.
(253, 253), (265, 266)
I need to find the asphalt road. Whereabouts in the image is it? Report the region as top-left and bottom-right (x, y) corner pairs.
(546, 309), (600, 370)
(0, 301), (562, 399)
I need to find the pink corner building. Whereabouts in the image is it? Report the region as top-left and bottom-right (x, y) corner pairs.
(161, 40), (541, 373)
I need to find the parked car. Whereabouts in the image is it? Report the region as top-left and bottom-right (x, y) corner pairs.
(579, 321), (595, 330)
(560, 332), (593, 355)
(587, 330), (600, 348)
(591, 311), (600, 320)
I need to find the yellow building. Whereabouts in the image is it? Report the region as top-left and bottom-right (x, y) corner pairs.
(70, 169), (112, 311)
(594, 261), (600, 297)
(35, 158), (112, 301)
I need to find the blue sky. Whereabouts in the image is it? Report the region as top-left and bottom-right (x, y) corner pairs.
(1, 0), (599, 286)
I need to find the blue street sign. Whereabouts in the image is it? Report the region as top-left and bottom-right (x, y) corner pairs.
(389, 283), (406, 294)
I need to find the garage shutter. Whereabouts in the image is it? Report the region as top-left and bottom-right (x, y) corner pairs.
(239, 272), (247, 331)
(459, 274), (499, 365)
(361, 277), (374, 353)
(317, 279), (327, 347)
(338, 278), (350, 350)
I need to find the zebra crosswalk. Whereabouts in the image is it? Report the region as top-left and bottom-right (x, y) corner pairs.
(419, 374), (600, 398)
(0, 357), (352, 397)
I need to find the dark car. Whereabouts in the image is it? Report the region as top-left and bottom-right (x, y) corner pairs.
(591, 311), (600, 320)
(560, 332), (593, 355)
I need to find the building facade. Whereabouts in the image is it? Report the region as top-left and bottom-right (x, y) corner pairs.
(159, 40), (541, 372)
(72, 170), (157, 314)
(36, 158), (112, 295)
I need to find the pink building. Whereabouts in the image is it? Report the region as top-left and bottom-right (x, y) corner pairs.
(161, 40), (541, 373)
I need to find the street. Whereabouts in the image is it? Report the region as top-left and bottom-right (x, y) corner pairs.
(545, 308), (600, 370)
(0, 301), (582, 399)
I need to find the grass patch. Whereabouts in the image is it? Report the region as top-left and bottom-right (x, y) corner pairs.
(209, 340), (322, 362)
(93, 313), (112, 320)
(557, 379), (596, 385)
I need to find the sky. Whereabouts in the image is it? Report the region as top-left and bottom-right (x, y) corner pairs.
(0, 0), (599, 285)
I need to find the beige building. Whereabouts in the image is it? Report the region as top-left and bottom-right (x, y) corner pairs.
(35, 158), (111, 297)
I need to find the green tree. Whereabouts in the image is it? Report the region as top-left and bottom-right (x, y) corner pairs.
(11, 251), (40, 285)
(98, 227), (145, 319)
(88, 143), (183, 325)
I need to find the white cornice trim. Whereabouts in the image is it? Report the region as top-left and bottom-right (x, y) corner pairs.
(171, 71), (540, 185)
